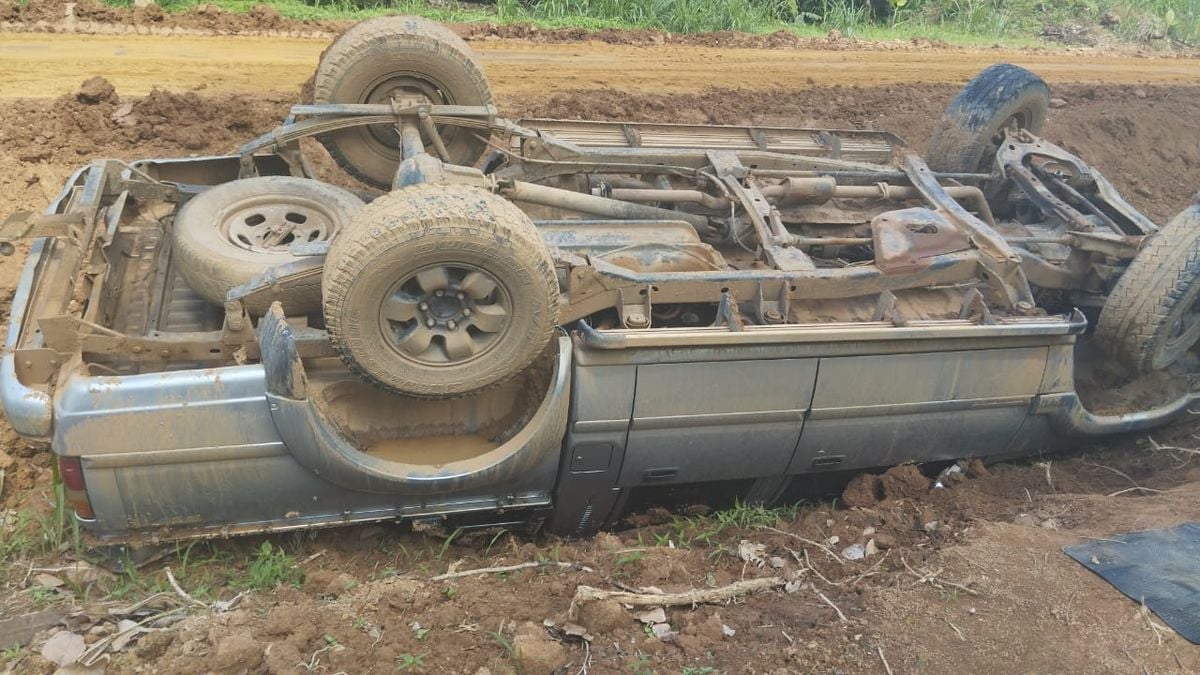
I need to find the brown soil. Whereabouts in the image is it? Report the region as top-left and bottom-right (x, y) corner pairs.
(2, 54), (1200, 674)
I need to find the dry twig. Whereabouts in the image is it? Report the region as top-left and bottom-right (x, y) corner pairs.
(795, 547), (841, 586)
(1034, 460), (1054, 492)
(569, 577), (784, 617)
(878, 645), (893, 675)
(755, 525), (845, 565)
(1139, 602), (1167, 645)
(815, 589), (847, 623)
(432, 560), (592, 581)
(848, 549), (891, 586)
(1108, 486), (1166, 497)
(1084, 461), (1166, 497)
(164, 567), (208, 609)
(901, 557), (982, 597)
(79, 606), (187, 666)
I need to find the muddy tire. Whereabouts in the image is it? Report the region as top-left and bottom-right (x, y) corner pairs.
(323, 184), (558, 398)
(172, 176), (364, 315)
(1096, 203), (1200, 374)
(313, 16), (494, 190)
(926, 64), (1050, 174)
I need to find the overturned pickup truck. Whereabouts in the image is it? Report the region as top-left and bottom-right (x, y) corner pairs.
(3, 17), (1199, 542)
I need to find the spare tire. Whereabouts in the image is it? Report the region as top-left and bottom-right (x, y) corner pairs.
(172, 176), (364, 315)
(1096, 202), (1200, 374)
(927, 64), (1050, 174)
(323, 184), (559, 399)
(313, 16), (494, 190)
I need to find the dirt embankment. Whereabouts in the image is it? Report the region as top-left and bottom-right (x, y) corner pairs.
(2, 78), (1193, 224)
(3, 0), (1198, 57)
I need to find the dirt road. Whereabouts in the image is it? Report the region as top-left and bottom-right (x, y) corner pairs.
(1, 33), (1199, 99)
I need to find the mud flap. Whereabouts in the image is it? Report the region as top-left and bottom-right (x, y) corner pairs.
(258, 303), (572, 494)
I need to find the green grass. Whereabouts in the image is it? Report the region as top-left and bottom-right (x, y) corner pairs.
(93, 0), (1199, 46)
(239, 540), (304, 590)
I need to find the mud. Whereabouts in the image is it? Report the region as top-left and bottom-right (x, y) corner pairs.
(0, 78), (290, 165)
(366, 434), (497, 465)
(2, 49), (1200, 675)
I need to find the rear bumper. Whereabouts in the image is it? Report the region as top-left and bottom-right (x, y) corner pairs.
(1036, 390), (1200, 437)
(1, 162), (88, 439)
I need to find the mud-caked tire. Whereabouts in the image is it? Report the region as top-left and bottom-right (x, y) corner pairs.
(323, 184), (559, 398)
(172, 176), (364, 315)
(313, 16), (494, 190)
(927, 64), (1050, 174)
(1096, 202), (1200, 374)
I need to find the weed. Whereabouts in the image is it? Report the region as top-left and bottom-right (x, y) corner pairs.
(414, 626), (431, 641)
(240, 541), (303, 590)
(26, 584), (60, 606)
(436, 527), (463, 560)
(0, 511), (34, 565)
(441, 585), (458, 600)
(396, 652), (426, 670)
(483, 528), (509, 557)
(374, 566), (400, 580)
(615, 550), (645, 567)
(488, 630), (515, 658)
(1, 644), (20, 662)
(628, 654), (655, 675)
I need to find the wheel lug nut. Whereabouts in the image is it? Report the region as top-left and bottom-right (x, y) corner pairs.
(447, 320), (458, 330)
(434, 290), (444, 297)
(418, 302), (429, 311)
(425, 318), (436, 328)
(462, 308), (472, 317)
(456, 292), (465, 300)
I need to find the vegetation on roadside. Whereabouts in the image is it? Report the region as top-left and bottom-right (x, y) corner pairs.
(96, 0), (1200, 46)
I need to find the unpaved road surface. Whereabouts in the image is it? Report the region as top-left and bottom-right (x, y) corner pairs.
(2, 27), (1200, 675)
(1, 33), (1199, 99)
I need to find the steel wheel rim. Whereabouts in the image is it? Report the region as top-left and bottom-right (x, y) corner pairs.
(981, 108), (1034, 172)
(1155, 286), (1200, 369)
(378, 263), (512, 366)
(221, 199), (334, 253)
(363, 73), (451, 151)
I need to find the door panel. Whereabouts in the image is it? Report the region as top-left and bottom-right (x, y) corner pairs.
(791, 347), (1047, 472)
(619, 359), (817, 486)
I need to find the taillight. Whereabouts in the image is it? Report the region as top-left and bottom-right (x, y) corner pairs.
(58, 456), (94, 520)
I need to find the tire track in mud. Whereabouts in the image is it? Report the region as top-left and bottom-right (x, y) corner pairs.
(1, 32), (1198, 99)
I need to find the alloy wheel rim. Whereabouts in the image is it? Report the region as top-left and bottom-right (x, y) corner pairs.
(378, 264), (511, 366)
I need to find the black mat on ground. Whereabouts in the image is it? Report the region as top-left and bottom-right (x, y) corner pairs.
(1063, 522), (1200, 644)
